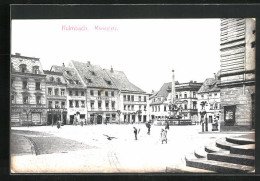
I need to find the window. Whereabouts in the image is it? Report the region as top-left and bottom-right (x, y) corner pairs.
(86, 78), (92, 83)
(144, 105), (147, 111)
(179, 93), (182, 98)
(139, 96), (141, 102)
(61, 101), (65, 108)
(19, 64), (27, 73)
(210, 104), (213, 110)
(36, 96), (41, 104)
(105, 91), (108, 97)
(81, 101), (85, 108)
(22, 80), (28, 89)
(124, 105), (126, 110)
(132, 105), (134, 110)
(56, 78), (61, 83)
(184, 104), (187, 110)
(193, 92), (196, 98)
(106, 80), (112, 85)
(176, 95), (178, 99)
(90, 70), (96, 75)
(75, 80), (79, 84)
(164, 106), (167, 112)
(69, 90), (72, 96)
(214, 103), (218, 110)
(49, 77), (54, 82)
(11, 79), (14, 88)
(111, 91), (114, 97)
(66, 71), (71, 75)
(90, 90), (94, 96)
(98, 101), (102, 108)
(11, 95), (15, 104)
(55, 101), (59, 108)
(98, 90), (101, 96)
(81, 91), (84, 96)
(131, 95), (134, 102)
(23, 95), (29, 104)
(193, 102), (197, 109)
(201, 94), (204, 98)
(61, 89), (65, 96)
(127, 95), (130, 101)
(33, 66), (39, 74)
(144, 96), (146, 102)
(35, 82), (41, 90)
(139, 105), (142, 110)
(112, 101), (115, 109)
(158, 106), (160, 112)
(214, 93), (218, 96)
(184, 93), (187, 98)
(128, 105), (130, 110)
(48, 101), (52, 108)
(90, 101), (94, 109)
(69, 100), (73, 108)
(152, 106), (154, 112)
(123, 95), (126, 101)
(75, 91), (78, 96)
(155, 106), (157, 112)
(55, 88), (59, 95)
(75, 100), (79, 107)
(105, 101), (109, 108)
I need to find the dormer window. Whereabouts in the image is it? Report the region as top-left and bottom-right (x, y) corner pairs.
(56, 78), (61, 83)
(66, 71), (71, 75)
(69, 80), (74, 84)
(90, 70), (96, 76)
(50, 77), (54, 82)
(19, 64), (27, 73)
(33, 66), (39, 74)
(86, 78), (92, 83)
(75, 80), (79, 84)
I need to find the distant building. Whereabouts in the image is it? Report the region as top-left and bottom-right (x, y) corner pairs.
(218, 18), (256, 131)
(11, 53), (47, 126)
(150, 80), (202, 123)
(105, 67), (150, 123)
(197, 74), (221, 124)
(44, 70), (67, 125)
(69, 60), (119, 124)
(50, 64), (87, 124)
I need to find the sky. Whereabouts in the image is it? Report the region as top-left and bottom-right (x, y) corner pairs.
(11, 19), (220, 93)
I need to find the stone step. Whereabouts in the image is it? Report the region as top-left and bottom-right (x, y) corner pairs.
(194, 147), (208, 158)
(166, 165), (215, 173)
(186, 158), (254, 173)
(230, 144), (255, 156)
(207, 152), (255, 166)
(226, 137), (255, 145)
(205, 142), (229, 153)
(216, 138), (240, 150)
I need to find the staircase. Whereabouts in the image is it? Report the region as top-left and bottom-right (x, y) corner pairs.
(184, 135), (255, 173)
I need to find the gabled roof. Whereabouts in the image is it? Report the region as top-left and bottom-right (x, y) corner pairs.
(50, 65), (85, 89)
(70, 60), (117, 89)
(156, 82), (172, 98)
(11, 54), (44, 75)
(104, 69), (146, 93)
(43, 70), (67, 85)
(198, 78), (220, 94)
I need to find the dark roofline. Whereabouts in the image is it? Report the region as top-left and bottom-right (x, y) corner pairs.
(11, 54), (40, 60)
(43, 70), (63, 76)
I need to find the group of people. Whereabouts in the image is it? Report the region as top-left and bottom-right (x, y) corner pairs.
(133, 120), (170, 144)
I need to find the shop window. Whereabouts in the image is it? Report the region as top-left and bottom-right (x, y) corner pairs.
(36, 96), (41, 104)
(35, 82), (41, 90)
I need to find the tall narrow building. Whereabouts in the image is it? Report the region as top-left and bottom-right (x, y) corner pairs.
(219, 18), (256, 131)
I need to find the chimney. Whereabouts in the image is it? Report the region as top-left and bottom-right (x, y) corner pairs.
(62, 62), (65, 67)
(172, 69), (175, 103)
(87, 61), (91, 67)
(110, 66), (114, 73)
(15, 53), (21, 56)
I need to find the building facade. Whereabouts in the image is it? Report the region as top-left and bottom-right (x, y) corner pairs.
(11, 53), (47, 126)
(218, 18), (256, 131)
(44, 70), (68, 125)
(197, 76), (221, 125)
(105, 68), (150, 123)
(150, 72), (202, 123)
(50, 65), (87, 124)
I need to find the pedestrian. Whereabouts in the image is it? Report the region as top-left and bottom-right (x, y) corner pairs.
(133, 127), (138, 140)
(80, 119), (83, 127)
(161, 129), (167, 144)
(165, 120), (170, 131)
(146, 121), (151, 135)
(57, 120), (61, 129)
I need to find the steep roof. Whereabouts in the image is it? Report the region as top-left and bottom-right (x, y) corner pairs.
(198, 78), (220, 94)
(50, 65), (85, 89)
(11, 54), (45, 75)
(71, 60), (117, 89)
(104, 69), (145, 93)
(156, 82), (172, 97)
(43, 70), (67, 85)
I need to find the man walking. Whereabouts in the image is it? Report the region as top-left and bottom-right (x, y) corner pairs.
(133, 127), (138, 140)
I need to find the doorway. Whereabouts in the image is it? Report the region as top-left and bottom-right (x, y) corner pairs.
(97, 115), (102, 124)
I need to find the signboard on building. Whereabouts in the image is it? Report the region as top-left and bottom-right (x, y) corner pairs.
(32, 113), (41, 122)
(224, 105), (236, 126)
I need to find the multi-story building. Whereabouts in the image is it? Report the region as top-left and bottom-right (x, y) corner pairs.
(50, 64), (87, 124)
(197, 74), (221, 124)
(218, 18), (256, 131)
(69, 60), (119, 124)
(11, 53), (47, 126)
(105, 67), (150, 123)
(44, 70), (67, 125)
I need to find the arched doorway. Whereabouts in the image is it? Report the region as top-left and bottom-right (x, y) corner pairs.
(97, 115), (102, 124)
